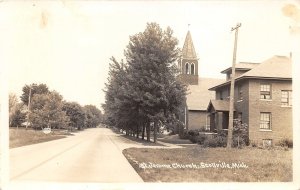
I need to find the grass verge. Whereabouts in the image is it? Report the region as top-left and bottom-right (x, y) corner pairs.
(9, 128), (67, 148)
(123, 146), (292, 182)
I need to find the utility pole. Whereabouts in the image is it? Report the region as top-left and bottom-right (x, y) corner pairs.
(227, 23), (241, 148)
(26, 87), (32, 129)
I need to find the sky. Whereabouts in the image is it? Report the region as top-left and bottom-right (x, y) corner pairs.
(1, 0), (299, 111)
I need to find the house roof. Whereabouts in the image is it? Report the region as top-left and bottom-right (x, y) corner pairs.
(209, 56), (292, 90)
(182, 31), (197, 60)
(207, 100), (236, 112)
(220, 62), (260, 74)
(186, 77), (224, 110)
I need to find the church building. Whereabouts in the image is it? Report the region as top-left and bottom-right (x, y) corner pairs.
(178, 30), (224, 130)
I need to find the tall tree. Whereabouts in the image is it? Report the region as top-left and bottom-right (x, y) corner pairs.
(103, 22), (186, 143)
(125, 22), (186, 142)
(20, 83), (49, 105)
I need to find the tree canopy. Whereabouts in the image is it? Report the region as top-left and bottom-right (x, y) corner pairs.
(30, 91), (69, 130)
(20, 83), (49, 105)
(103, 22), (186, 142)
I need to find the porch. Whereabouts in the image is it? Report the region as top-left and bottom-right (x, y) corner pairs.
(207, 100), (236, 132)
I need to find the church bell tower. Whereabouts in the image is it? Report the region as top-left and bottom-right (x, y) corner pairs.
(178, 30), (199, 85)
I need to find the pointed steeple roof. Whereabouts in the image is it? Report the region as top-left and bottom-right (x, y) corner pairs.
(182, 31), (197, 59)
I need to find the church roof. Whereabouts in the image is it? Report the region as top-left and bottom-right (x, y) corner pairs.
(186, 77), (225, 110)
(182, 31), (197, 60)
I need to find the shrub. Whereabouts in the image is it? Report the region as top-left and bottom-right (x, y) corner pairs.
(203, 136), (226, 148)
(197, 134), (207, 145)
(187, 129), (200, 136)
(278, 138), (293, 148)
(203, 138), (217, 147)
(179, 130), (189, 139)
(232, 120), (249, 148)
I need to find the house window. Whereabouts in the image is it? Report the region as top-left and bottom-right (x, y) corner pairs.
(191, 63), (195, 75)
(260, 112), (271, 130)
(219, 91), (223, 100)
(262, 139), (272, 147)
(238, 85), (243, 100)
(185, 63), (189, 74)
(281, 90), (292, 106)
(260, 84), (271, 100)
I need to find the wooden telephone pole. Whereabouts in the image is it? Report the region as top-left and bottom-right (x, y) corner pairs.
(26, 87), (32, 129)
(227, 23), (241, 148)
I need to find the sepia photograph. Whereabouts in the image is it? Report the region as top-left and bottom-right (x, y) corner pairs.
(1, 0), (300, 190)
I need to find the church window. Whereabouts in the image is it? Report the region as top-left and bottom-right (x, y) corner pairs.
(185, 63), (190, 74)
(191, 63), (195, 75)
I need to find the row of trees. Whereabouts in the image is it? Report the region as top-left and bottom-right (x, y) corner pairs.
(102, 23), (187, 143)
(9, 83), (102, 130)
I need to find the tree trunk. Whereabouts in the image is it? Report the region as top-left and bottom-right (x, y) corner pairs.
(146, 122), (150, 142)
(153, 121), (157, 143)
(142, 123), (145, 140)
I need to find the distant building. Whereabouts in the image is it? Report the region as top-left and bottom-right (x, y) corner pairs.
(208, 55), (292, 145)
(178, 31), (224, 130)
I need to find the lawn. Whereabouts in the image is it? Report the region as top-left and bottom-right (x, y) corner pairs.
(123, 146), (292, 182)
(9, 128), (69, 148)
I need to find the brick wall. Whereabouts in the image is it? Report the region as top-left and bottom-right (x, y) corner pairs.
(248, 79), (292, 145)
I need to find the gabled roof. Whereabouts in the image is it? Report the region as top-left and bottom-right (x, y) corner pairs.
(186, 77), (224, 110)
(207, 100), (236, 112)
(221, 62), (260, 74)
(209, 56), (292, 90)
(182, 31), (197, 60)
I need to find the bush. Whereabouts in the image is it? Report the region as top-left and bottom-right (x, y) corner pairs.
(232, 120), (249, 147)
(187, 129), (200, 136)
(203, 136), (227, 148)
(278, 138), (293, 148)
(179, 130), (189, 139)
(197, 134), (207, 145)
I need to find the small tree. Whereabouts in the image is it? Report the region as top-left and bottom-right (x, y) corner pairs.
(9, 93), (26, 127)
(232, 120), (249, 148)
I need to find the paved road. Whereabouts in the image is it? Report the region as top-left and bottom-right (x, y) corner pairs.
(10, 127), (143, 183)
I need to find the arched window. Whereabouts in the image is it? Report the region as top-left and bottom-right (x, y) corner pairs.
(185, 63), (189, 74)
(191, 63), (195, 75)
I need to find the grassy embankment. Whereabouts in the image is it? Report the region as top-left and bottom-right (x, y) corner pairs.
(9, 128), (71, 148)
(123, 135), (292, 182)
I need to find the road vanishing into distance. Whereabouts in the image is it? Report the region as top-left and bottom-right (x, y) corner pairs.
(9, 127), (143, 184)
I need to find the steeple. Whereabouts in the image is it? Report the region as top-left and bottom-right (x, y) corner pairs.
(178, 30), (199, 85)
(182, 31), (197, 60)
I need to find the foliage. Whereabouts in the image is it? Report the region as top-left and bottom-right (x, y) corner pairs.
(277, 138), (293, 148)
(20, 83), (49, 105)
(203, 136), (227, 147)
(62, 102), (86, 130)
(232, 120), (249, 147)
(9, 93), (26, 127)
(103, 22), (187, 142)
(84, 105), (102, 128)
(30, 91), (69, 130)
